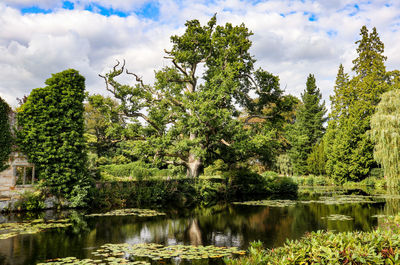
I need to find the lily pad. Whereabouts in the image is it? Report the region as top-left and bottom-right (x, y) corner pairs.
(0, 219), (72, 240)
(321, 214), (353, 221)
(93, 242), (245, 262)
(86, 208), (166, 218)
(233, 200), (296, 207)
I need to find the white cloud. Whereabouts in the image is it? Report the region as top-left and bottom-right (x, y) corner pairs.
(0, 0), (399, 110)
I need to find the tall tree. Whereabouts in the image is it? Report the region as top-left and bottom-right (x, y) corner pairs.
(85, 94), (127, 158)
(100, 16), (285, 178)
(17, 69), (89, 199)
(289, 74), (327, 175)
(0, 97), (12, 171)
(324, 65), (350, 177)
(370, 89), (400, 187)
(325, 26), (390, 182)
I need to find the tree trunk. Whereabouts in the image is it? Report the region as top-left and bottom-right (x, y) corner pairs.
(187, 132), (202, 178)
(187, 153), (201, 178)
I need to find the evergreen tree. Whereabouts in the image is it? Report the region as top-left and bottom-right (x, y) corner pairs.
(325, 26), (390, 182)
(324, 65), (349, 177)
(289, 74), (327, 175)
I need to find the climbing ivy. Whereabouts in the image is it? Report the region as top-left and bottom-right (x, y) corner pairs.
(0, 97), (12, 171)
(17, 69), (90, 200)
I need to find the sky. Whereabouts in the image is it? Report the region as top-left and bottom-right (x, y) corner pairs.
(0, 0), (399, 109)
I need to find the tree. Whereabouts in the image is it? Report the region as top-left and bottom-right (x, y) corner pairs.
(85, 94), (127, 158)
(324, 64), (349, 176)
(307, 139), (326, 175)
(100, 16), (285, 177)
(370, 89), (400, 187)
(325, 26), (390, 182)
(0, 97), (12, 171)
(289, 74), (326, 175)
(17, 69), (89, 199)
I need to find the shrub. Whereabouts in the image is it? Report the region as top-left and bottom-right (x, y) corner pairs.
(261, 171), (278, 178)
(225, 228), (400, 265)
(15, 190), (45, 211)
(111, 155), (130, 165)
(224, 168), (269, 199)
(267, 177), (298, 196)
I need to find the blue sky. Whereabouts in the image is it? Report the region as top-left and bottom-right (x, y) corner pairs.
(19, 1), (160, 19)
(1, 0), (399, 108)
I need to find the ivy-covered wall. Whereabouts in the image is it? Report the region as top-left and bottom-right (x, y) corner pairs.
(17, 69), (89, 200)
(0, 97), (12, 171)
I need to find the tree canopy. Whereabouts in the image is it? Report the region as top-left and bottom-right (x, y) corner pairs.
(17, 69), (89, 200)
(370, 89), (400, 187)
(289, 74), (326, 175)
(100, 15), (290, 177)
(324, 26), (391, 182)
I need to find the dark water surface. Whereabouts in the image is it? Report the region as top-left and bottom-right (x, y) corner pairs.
(0, 188), (397, 265)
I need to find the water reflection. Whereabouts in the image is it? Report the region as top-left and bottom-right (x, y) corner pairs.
(0, 190), (398, 265)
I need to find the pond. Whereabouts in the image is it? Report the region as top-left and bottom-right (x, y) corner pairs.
(0, 187), (398, 265)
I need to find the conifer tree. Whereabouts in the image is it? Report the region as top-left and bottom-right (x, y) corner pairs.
(325, 26), (390, 182)
(289, 74), (326, 175)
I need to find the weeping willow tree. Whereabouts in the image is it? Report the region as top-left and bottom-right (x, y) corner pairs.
(370, 89), (400, 187)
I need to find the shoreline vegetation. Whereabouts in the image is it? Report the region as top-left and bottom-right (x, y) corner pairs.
(0, 15), (400, 265)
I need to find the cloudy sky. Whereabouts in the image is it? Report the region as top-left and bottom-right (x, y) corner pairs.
(0, 0), (399, 109)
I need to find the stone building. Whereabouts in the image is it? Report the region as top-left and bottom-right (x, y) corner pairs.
(0, 112), (35, 199)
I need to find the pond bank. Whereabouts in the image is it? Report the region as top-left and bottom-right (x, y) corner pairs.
(0, 174), (298, 212)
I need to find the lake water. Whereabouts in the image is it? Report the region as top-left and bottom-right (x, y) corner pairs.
(0, 187), (397, 265)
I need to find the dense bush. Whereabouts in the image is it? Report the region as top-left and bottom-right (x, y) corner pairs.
(89, 179), (197, 209)
(17, 69), (90, 202)
(90, 168), (298, 209)
(224, 168), (270, 200)
(290, 175), (334, 186)
(0, 97), (12, 171)
(226, 228), (400, 264)
(14, 190), (45, 211)
(99, 161), (183, 181)
(266, 176), (298, 196)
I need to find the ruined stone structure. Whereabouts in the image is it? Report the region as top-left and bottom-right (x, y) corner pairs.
(0, 112), (36, 199)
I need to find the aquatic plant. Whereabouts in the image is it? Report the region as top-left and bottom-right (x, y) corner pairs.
(93, 243), (246, 261)
(0, 219), (72, 240)
(233, 200), (296, 207)
(86, 208), (166, 217)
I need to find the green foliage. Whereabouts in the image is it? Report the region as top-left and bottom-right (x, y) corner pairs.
(90, 168), (298, 209)
(203, 159), (228, 176)
(370, 89), (400, 187)
(276, 153), (293, 176)
(290, 175), (334, 186)
(99, 161), (184, 181)
(17, 69), (90, 199)
(224, 168), (270, 199)
(306, 139), (326, 175)
(89, 179), (197, 209)
(325, 26), (392, 183)
(100, 16), (290, 178)
(85, 94), (129, 158)
(289, 74), (326, 175)
(0, 97), (12, 171)
(15, 190), (45, 211)
(261, 170), (278, 178)
(225, 227), (400, 265)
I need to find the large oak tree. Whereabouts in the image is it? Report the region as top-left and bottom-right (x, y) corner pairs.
(100, 16), (286, 177)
